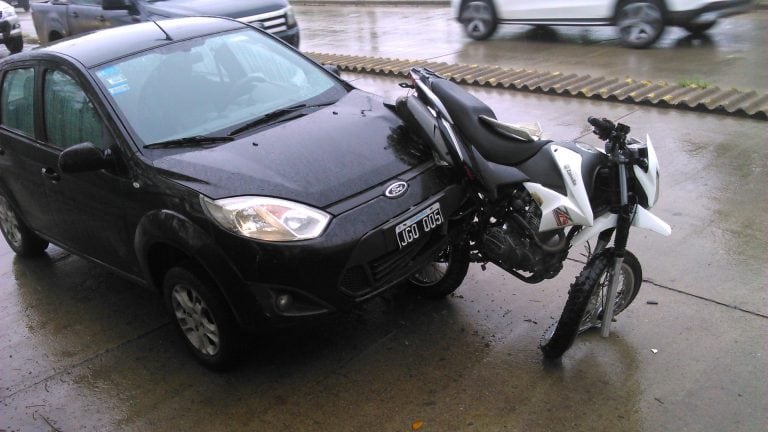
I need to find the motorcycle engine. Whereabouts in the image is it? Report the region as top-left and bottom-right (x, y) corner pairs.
(479, 192), (565, 282)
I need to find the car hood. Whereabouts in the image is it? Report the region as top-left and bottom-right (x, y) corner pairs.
(152, 90), (431, 209)
(144, 0), (289, 19)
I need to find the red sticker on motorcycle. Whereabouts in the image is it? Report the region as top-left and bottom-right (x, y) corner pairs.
(553, 207), (572, 227)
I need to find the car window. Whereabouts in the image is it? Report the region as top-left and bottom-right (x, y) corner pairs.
(94, 27), (345, 146)
(0, 68), (35, 138)
(43, 70), (107, 150)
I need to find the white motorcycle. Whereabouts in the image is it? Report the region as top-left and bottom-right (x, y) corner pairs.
(396, 68), (671, 358)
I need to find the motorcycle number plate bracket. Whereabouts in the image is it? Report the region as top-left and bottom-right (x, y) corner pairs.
(395, 202), (443, 249)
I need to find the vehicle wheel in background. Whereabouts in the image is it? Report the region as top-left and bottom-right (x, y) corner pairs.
(683, 21), (716, 34)
(406, 244), (470, 299)
(0, 193), (49, 257)
(5, 35), (23, 54)
(460, 0), (498, 41)
(163, 266), (243, 370)
(616, 1), (665, 48)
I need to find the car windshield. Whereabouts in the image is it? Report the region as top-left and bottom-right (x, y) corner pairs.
(93, 28), (344, 146)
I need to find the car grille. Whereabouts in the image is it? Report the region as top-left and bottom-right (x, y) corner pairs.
(339, 231), (446, 298)
(238, 8), (290, 34)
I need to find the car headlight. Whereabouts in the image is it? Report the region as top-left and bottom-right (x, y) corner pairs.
(201, 195), (330, 241)
(285, 6), (297, 27)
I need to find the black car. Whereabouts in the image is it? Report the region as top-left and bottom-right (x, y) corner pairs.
(0, 17), (468, 368)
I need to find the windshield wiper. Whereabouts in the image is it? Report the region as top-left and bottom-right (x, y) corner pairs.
(143, 135), (234, 149)
(228, 102), (334, 137)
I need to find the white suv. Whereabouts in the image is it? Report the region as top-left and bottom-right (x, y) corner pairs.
(451, 0), (755, 48)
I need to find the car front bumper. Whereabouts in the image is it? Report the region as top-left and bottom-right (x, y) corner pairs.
(211, 164), (468, 328)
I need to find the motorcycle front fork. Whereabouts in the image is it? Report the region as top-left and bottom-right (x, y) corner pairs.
(600, 164), (633, 337)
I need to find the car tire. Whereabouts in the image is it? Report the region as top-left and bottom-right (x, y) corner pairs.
(406, 244), (470, 299)
(615, 1), (665, 48)
(0, 192), (49, 257)
(460, 0), (498, 41)
(5, 36), (23, 54)
(683, 21), (716, 34)
(163, 266), (243, 370)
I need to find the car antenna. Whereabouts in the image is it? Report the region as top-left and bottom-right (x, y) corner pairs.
(152, 20), (173, 41)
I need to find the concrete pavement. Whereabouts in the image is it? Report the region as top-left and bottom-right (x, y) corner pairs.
(1, 3), (766, 431)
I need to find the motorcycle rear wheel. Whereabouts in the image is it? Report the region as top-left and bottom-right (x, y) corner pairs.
(540, 248), (642, 359)
(406, 244), (470, 299)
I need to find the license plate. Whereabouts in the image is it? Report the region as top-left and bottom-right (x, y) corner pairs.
(395, 203), (443, 248)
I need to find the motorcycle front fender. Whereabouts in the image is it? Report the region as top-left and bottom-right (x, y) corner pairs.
(571, 207), (672, 245)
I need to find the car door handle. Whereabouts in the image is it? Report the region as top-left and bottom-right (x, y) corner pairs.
(71, 11), (79, 18)
(41, 167), (61, 182)
(97, 15), (106, 22)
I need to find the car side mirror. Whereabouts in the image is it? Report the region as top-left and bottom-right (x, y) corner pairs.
(323, 64), (341, 78)
(102, 0), (139, 15)
(58, 142), (113, 173)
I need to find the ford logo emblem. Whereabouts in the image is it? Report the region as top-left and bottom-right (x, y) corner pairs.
(385, 181), (408, 198)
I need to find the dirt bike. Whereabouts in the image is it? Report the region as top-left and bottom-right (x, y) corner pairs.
(396, 67), (671, 358)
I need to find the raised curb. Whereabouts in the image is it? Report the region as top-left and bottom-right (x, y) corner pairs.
(306, 52), (768, 120)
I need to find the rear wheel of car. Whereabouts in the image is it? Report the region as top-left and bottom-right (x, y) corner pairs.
(460, 0), (498, 41)
(163, 266), (242, 370)
(406, 244), (470, 299)
(5, 36), (23, 54)
(616, 1), (665, 48)
(0, 193), (49, 257)
(683, 21), (716, 34)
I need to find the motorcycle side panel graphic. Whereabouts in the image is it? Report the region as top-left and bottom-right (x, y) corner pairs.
(524, 145), (594, 232)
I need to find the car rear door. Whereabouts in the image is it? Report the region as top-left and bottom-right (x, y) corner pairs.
(0, 65), (59, 239)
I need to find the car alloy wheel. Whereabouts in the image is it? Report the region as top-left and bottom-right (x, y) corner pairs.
(461, 1), (498, 40)
(0, 195), (23, 249)
(171, 282), (221, 356)
(616, 1), (664, 48)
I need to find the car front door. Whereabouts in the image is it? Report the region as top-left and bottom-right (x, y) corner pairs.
(38, 64), (140, 274)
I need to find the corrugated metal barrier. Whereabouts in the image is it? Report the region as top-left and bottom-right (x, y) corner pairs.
(306, 52), (768, 120)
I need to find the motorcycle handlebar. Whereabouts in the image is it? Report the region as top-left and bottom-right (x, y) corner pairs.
(588, 116), (615, 135)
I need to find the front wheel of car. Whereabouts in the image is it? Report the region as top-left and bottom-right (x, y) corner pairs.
(406, 244), (470, 299)
(0, 193), (49, 257)
(163, 266), (242, 370)
(616, 1), (665, 48)
(5, 36), (23, 55)
(460, 0), (498, 41)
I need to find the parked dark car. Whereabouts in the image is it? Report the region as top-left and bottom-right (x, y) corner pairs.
(31, 0), (300, 47)
(0, 17), (467, 368)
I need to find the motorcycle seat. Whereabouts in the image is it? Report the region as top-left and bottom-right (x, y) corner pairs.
(430, 79), (549, 165)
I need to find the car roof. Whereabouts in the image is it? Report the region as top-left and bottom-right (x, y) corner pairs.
(37, 17), (250, 68)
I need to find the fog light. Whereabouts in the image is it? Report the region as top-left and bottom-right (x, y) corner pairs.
(276, 294), (293, 312)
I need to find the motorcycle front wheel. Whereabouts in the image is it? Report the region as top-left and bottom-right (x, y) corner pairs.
(540, 248), (642, 359)
(406, 244), (470, 299)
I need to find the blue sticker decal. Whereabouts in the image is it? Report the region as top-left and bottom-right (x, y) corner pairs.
(108, 84), (131, 96)
(97, 66), (129, 91)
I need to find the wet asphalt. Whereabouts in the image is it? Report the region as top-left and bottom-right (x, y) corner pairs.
(1, 4), (767, 432)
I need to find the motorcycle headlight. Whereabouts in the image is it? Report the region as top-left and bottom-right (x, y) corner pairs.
(201, 196), (330, 241)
